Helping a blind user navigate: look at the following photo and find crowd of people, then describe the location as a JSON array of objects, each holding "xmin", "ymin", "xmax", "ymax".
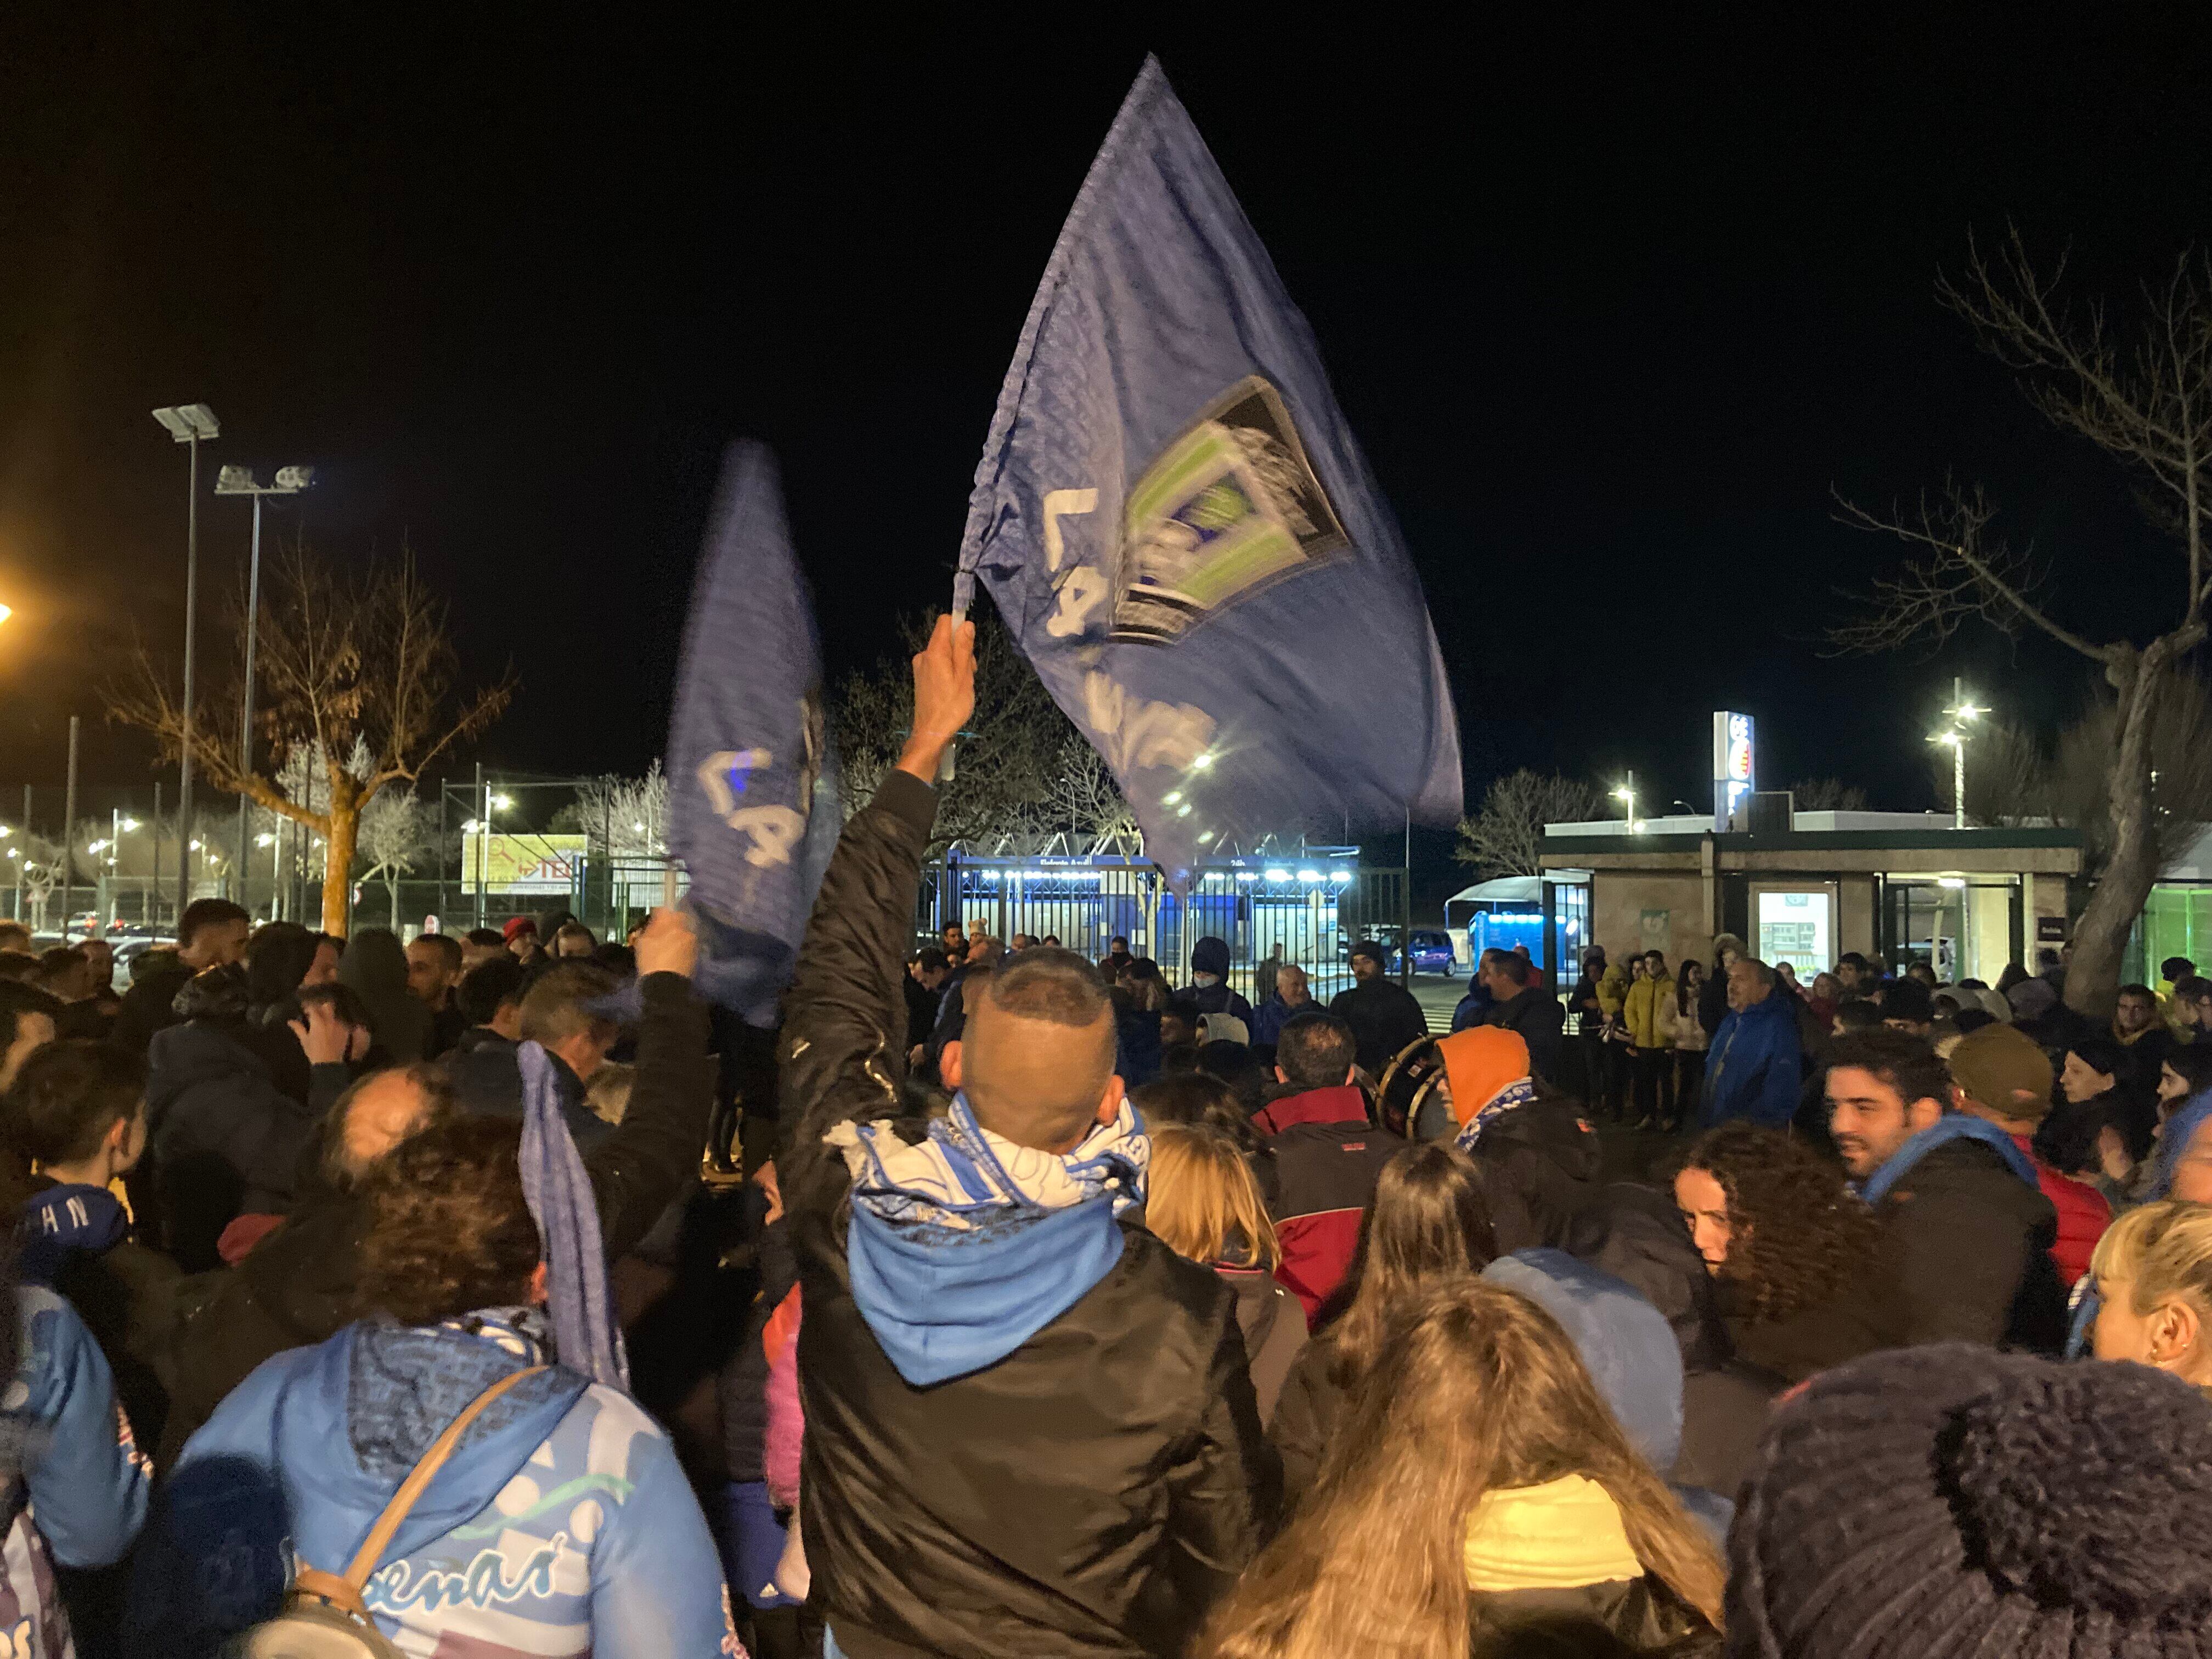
[{"xmin": 5, "ymin": 615, "xmax": 2212, "ymax": 1657}]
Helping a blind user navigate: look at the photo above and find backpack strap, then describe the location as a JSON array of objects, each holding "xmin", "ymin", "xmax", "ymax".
[{"xmin": 293, "ymin": 1364, "xmax": 551, "ymax": 1618}]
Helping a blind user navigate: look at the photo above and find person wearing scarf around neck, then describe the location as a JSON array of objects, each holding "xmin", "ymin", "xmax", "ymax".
[
  {"xmin": 777, "ymin": 617, "xmax": 1277, "ymax": 1659},
  {"xmin": 1434, "ymin": 1025, "xmax": 1603, "ymax": 1253}
]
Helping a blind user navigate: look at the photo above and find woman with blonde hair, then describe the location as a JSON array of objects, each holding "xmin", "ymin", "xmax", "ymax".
[
  {"xmin": 1197, "ymin": 1279, "xmax": 1724, "ymax": 1658},
  {"xmin": 1147, "ymin": 1124, "xmax": 1307, "ymax": 1423},
  {"xmin": 2090, "ymin": 1198, "xmax": 2212, "ymax": 1392},
  {"xmin": 1268, "ymin": 1142, "xmax": 1497, "ymax": 1504}
]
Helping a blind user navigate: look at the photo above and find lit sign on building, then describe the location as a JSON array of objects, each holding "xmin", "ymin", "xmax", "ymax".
[{"xmin": 1713, "ymin": 712, "xmax": 1754, "ymax": 831}]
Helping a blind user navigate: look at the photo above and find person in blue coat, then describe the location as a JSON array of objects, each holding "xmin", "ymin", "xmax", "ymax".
[
  {"xmin": 129, "ymin": 1113, "xmax": 740, "ymax": 1659},
  {"xmin": 2, "ymin": 1279, "xmax": 154, "ymax": 1652},
  {"xmin": 1700, "ymin": 957, "xmax": 1802, "ymax": 1128}
]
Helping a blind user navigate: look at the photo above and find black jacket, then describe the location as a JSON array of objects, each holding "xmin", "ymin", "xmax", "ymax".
[
  {"xmin": 154, "ymin": 970, "xmax": 713, "ymax": 1464},
  {"xmin": 1875, "ymin": 1136, "xmax": 2065, "ymax": 1352},
  {"xmin": 1327, "ymin": 976, "xmax": 1430, "ymax": 1075},
  {"xmin": 142, "ymin": 1019, "xmax": 353, "ymax": 1271},
  {"xmin": 1723, "ymin": 1277, "xmax": 1904, "ymax": 1386},
  {"xmin": 1483, "ymin": 985, "xmax": 1566, "ymax": 1085},
  {"xmin": 781, "ymin": 770, "xmax": 1278, "ymax": 1659},
  {"xmin": 1468, "ymin": 1581, "xmax": 1721, "ymax": 1657},
  {"xmin": 443, "ymin": 1034, "xmax": 612, "ymax": 1152},
  {"xmin": 1468, "ymin": 1097, "xmax": 1604, "ymax": 1254},
  {"xmin": 1696, "ymin": 961, "xmax": 1730, "ymax": 1038},
  {"xmin": 114, "ymin": 953, "xmax": 193, "ymax": 1056}
]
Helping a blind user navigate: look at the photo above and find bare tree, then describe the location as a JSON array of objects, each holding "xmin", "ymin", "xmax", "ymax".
[
  {"xmin": 356, "ymin": 786, "xmax": 440, "ymax": 929},
  {"xmin": 1787, "ymin": 777, "xmax": 1870, "ymax": 813},
  {"xmin": 831, "ymin": 611, "xmax": 1076, "ymax": 856},
  {"xmin": 1455, "ymin": 770, "xmax": 1605, "ymax": 878},
  {"xmin": 1019, "ymin": 736, "xmax": 1140, "ymax": 853},
  {"xmin": 566, "ymin": 761, "xmax": 672, "ymax": 860},
  {"xmin": 1829, "ymin": 230, "xmax": 2212, "ymax": 1013},
  {"xmin": 107, "ymin": 541, "xmax": 514, "ymax": 934}
]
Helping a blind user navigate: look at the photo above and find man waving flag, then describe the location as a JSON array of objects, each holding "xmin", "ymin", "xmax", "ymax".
[
  {"xmin": 667, "ymin": 440, "xmax": 840, "ymax": 1025},
  {"xmin": 953, "ymin": 55, "xmax": 1460, "ymax": 878}
]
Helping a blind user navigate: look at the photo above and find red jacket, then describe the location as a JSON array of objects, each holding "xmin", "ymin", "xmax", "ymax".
[
  {"xmin": 1252, "ymin": 1086, "xmax": 1403, "ymax": 1325},
  {"xmin": 2010, "ymin": 1130, "xmax": 2110, "ymax": 1285}
]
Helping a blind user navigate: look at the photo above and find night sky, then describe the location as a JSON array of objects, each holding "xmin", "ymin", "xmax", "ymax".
[{"xmin": 4, "ymin": 13, "xmax": 2210, "ymax": 886}]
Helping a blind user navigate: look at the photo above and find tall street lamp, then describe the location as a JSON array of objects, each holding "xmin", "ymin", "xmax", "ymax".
[
  {"xmin": 1927, "ymin": 677, "xmax": 1984, "ymax": 831},
  {"xmin": 216, "ymin": 462, "xmax": 314, "ymax": 895},
  {"xmin": 153, "ymin": 403, "xmax": 220, "ymax": 913},
  {"xmin": 1613, "ymin": 771, "xmax": 1641, "ymax": 833}
]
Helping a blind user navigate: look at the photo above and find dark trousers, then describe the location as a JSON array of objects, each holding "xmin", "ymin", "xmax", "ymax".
[
  {"xmin": 1673, "ymin": 1050, "xmax": 1707, "ymax": 1126},
  {"xmin": 1633, "ymin": 1049, "xmax": 1672, "ymax": 1124}
]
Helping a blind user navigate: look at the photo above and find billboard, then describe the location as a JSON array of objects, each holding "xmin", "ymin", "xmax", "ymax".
[
  {"xmin": 1712, "ymin": 711, "xmax": 1754, "ymax": 830},
  {"xmin": 461, "ymin": 833, "xmax": 588, "ymax": 895}
]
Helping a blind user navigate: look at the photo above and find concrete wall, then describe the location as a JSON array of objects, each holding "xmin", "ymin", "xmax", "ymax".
[
  {"xmin": 1839, "ymin": 874, "xmax": 1877, "ymax": 959},
  {"xmin": 1593, "ymin": 870, "xmax": 1714, "ymax": 968}
]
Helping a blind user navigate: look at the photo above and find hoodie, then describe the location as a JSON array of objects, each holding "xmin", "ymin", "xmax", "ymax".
[{"xmin": 137, "ymin": 1311, "xmax": 737, "ymax": 1657}]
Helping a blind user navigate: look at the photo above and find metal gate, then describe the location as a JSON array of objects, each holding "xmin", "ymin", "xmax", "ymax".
[{"xmin": 921, "ymin": 853, "xmax": 1410, "ymax": 1000}]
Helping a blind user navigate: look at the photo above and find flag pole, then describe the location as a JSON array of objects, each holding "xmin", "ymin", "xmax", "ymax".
[{"xmin": 938, "ymin": 605, "xmax": 966, "ymax": 783}]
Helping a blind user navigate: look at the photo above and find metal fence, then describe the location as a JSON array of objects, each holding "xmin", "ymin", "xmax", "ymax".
[{"xmin": 921, "ymin": 851, "xmax": 1413, "ymax": 997}]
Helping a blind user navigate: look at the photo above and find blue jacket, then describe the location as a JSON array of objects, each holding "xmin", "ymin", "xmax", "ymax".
[
  {"xmin": 1248, "ymin": 993, "xmax": 1310, "ymax": 1049},
  {"xmin": 1700, "ymin": 992, "xmax": 1802, "ymax": 1127},
  {"xmin": 1, "ymin": 1288, "xmax": 153, "ymax": 1650},
  {"xmin": 135, "ymin": 1312, "xmax": 736, "ymax": 1658}
]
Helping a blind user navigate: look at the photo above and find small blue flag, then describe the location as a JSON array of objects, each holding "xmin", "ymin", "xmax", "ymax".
[
  {"xmin": 667, "ymin": 441, "xmax": 840, "ymax": 1025},
  {"xmin": 953, "ymin": 57, "xmax": 1461, "ymax": 879}
]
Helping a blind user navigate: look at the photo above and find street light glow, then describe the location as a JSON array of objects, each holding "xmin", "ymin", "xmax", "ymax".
[{"xmin": 491, "ymin": 794, "xmax": 514, "ymax": 811}]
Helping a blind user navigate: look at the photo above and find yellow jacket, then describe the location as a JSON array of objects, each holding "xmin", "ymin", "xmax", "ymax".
[
  {"xmin": 1597, "ymin": 964, "xmax": 1630, "ymax": 1021},
  {"xmin": 1624, "ymin": 975, "xmax": 1675, "ymax": 1049}
]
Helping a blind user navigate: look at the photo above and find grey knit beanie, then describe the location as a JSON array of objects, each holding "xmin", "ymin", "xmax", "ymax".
[{"xmin": 1728, "ymin": 1344, "xmax": 2212, "ymax": 1656}]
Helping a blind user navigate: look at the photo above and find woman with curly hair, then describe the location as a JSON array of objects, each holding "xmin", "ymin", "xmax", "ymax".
[{"xmin": 1673, "ymin": 1121, "xmax": 1902, "ymax": 1383}]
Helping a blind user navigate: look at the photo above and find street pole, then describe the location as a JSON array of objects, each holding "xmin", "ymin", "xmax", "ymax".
[
  {"xmin": 61, "ymin": 716, "xmax": 79, "ymax": 933},
  {"xmin": 179, "ymin": 431, "xmax": 200, "ymax": 911},
  {"xmin": 15, "ymin": 785, "xmax": 27, "ymax": 924},
  {"xmin": 1952, "ymin": 676, "xmax": 1967, "ymax": 831},
  {"xmin": 236, "ymin": 489, "xmax": 263, "ymax": 905},
  {"xmin": 473, "ymin": 761, "xmax": 486, "ymax": 929},
  {"xmin": 151, "ymin": 781, "xmax": 162, "ymax": 928}
]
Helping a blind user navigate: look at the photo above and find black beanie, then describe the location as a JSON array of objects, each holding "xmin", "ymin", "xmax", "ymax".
[
  {"xmin": 1191, "ymin": 935, "xmax": 1231, "ymax": 978},
  {"xmin": 1728, "ymin": 1344, "xmax": 2212, "ymax": 1657}
]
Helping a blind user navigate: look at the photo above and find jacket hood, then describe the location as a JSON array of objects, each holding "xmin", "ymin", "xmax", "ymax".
[
  {"xmin": 174, "ymin": 962, "xmax": 253, "ymax": 1022},
  {"xmin": 1484, "ymin": 1249, "xmax": 1683, "ymax": 1470},
  {"xmin": 145, "ymin": 1018, "xmax": 269, "ymax": 1116},
  {"xmin": 1858, "ymin": 1113, "xmax": 2040, "ymax": 1207},
  {"xmin": 846, "ymin": 1200, "xmax": 1128, "ymax": 1386},
  {"xmin": 269, "ymin": 1318, "xmax": 588, "ymax": 1565},
  {"xmin": 18, "ymin": 1181, "xmax": 128, "ymax": 1283}
]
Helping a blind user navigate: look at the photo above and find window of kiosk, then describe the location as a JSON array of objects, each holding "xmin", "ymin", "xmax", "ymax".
[
  {"xmin": 1753, "ymin": 887, "xmax": 1836, "ymax": 978},
  {"xmin": 1886, "ymin": 877, "xmax": 2018, "ymax": 985}
]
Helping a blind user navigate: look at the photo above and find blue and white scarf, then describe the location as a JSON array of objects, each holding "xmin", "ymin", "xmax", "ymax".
[
  {"xmin": 518, "ymin": 1041, "xmax": 628, "ymax": 1390},
  {"xmin": 1454, "ymin": 1076, "xmax": 1538, "ymax": 1153},
  {"xmin": 826, "ymin": 1094, "xmax": 1149, "ymax": 1384}
]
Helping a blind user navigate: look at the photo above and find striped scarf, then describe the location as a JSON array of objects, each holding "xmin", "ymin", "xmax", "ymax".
[{"xmin": 1453, "ymin": 1076, "xmax": 1538, "ymax": 1152}]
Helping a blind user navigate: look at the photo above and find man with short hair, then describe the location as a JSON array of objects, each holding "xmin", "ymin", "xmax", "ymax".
[
  {"xmin": 1826, "ymin": 1027, "xmax": 2062, "ymax": 1350},
  {"xmin": 1481, "ymin": 945, "xmax": 1567, "ymax": 1087},
  {"xmin": 451, "ymin": 955, "xmax": 527, "ymax": 1053},
  {"xmin": 459, "ymin": 927, "xmax": 507, "ymax": 971},
  {"xmin": 1249, "ymin": 1012, "xmax": 1402, "ymax": 1322},
  {"xmin": 906, "ymin": 945, "xmax": 952, "ymax": 1049},
  {"xmin": 2175, "ymin": 975, "xmax": 2212, "ymax": 1042},
  {"xmin": 159, "ymin": 907, "xmax": 711, "ymax": 1463},
  {"xmin": 1701, "ymin": 955, "xmax": 1802, "ymax": 1127},
  {"xmin": 780, "ymin": 616, "xmax": 1275, "ymax": 1657},
  {"xmin": 553, "ymin": 921, "xmax": 597, "ymax": 959},
  {"xmin": 1249, "ymin": 962, "xmax": 1313, "ymax": 1048},
  {"xmin": 1620, "ymin": 948, "xmax": 1675, "ymax": 1126},
  {"xmin": 1099, "ymin": 934, "xmax": 1133, "ymax": 980},
  {"xmin": 1834, "ymin": 951, "xmax": 1872, "ymax": 998},
  {"xmin": 2112, "ymin": 981, "xmax": 2175, "ymax": 1098},
  {"xmin": 115, "ymin": 897, "xmax": 251, "ymax": 1054},
  {"xmin": 0, "ymin": 921, "xmax": 30, "ymax": 955},
  {"xmin": 447, "ymin": 959, "xmax": 621, "ymax": 1147},
  {"xmin": 403, "ymin": 932, "xmax": 466, "ymax": 1058},
  {"xmin": 1327, "ymin": 939, "xmax": 1429, "ymax": 1075},
  {"xmin": 1950, "ymin": 1022, "xmax": 2111, "ymax": 1284}
]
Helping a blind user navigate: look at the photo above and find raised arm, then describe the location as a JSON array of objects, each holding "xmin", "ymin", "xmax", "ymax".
[{"xmin": 780, "ymin": 616, "xmax": 974, "ymax": 1222}]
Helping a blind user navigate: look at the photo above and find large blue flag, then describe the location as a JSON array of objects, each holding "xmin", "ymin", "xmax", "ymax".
[
  {"xmin": 953, "ymin": 56, "xmax": 1461, "ymax": 880},
  {"xmin": 667, "ymin": 441, "xmax": 840, "ymax": 1025}
]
